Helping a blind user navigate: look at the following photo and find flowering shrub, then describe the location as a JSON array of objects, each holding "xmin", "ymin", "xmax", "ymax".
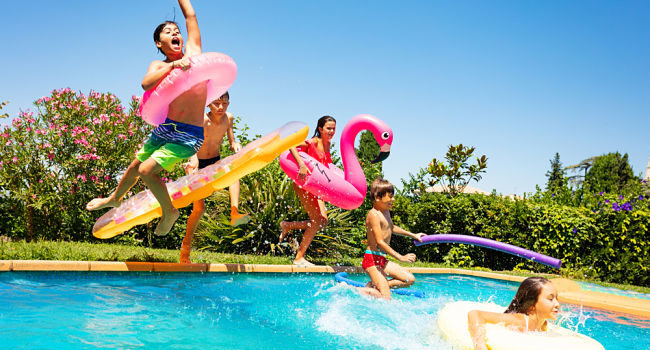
[{"xmin": 0, "ymin": 89, "xmax": 150, "ymax": 241}]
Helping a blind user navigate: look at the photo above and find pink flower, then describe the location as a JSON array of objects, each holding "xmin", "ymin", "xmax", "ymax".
[
  {"xmin": 39, "ymin": 179, "xmax": 43, "ymax": 183},
  {"xmin": 104, "ymin": 175, "xmax": 111, "ymax": 180},
  {"xmin": 12, "ymin": 157, "xmax": 18, "ymax": 163},
  {"xmin": 32, "ymin": 194, "xmax": 36, "ymax": 199},
  {"xmin": 47, "ymin": 153, "xmax": 55, "ymax": 160}
]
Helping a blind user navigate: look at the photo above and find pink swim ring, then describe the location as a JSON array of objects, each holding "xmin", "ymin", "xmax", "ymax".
[{"xmin": 139, "ymin": 52, "xmax": 237, "ymax": 126}]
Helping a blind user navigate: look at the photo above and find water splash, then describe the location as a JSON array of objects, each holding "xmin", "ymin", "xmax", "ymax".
[{"xmin": 315, "ymin": 283, "xmax": 451, "ymax": 350}]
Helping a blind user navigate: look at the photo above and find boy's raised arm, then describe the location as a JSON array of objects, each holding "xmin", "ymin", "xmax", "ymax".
[{"xmin": 178, "ymin": 0, "xmax": 201, "ymax": 55}]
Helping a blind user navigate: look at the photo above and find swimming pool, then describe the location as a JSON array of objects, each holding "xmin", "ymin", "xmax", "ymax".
[{"xmin": 0, "ymin": 272, "xmax": 647, "ymax": 349}]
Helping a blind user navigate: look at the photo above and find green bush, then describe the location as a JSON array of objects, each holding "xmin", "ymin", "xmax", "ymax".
[
  {"xmin": 391, "ymin": 192, "xmax": 650, "ymax": 286},
  {"xmin": 195, "ymin": 159, "xmax": 362, "ymax": 262}
]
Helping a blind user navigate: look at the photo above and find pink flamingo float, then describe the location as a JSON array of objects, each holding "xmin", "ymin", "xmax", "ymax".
[{"xmin": 279, "ymin": 114, "xmax": 393, "ymax": 210}]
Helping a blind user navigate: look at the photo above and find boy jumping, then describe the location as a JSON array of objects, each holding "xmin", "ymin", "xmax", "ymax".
[
  {"xmin": 180, "ymin": 92, "xmax": 251, "ymax": 263},
  {"xmin": 87, "ymin": 0, "xmax": 206, "ymax": 236},
  {"xmin": 358, "ymin": 178, "xmax": 426, "ymax": 299}
]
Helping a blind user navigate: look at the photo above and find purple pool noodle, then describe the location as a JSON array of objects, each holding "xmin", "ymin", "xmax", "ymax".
[{"xmin": 414, "ymin": 234, "xmax": 561, "ymax": 269}]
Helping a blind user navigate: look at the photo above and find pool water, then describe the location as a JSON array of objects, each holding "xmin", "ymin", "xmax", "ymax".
[{"xmin": 0, "ymin": 272, "xmax": 647, "ymax": 349}]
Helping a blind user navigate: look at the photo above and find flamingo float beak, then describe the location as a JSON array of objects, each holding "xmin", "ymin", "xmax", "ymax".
[{"xmin": 371, "ymin": 143, "xmax": 391, "ymax": 164}]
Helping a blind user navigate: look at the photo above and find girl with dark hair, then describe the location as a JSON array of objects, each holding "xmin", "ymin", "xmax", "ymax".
[
  {"xmin": 468, "ymin": 277, "xmax": 560, "ymax": 350},
  {"xmin": 279, "ymin": 116, "xmax": 336, "ymax": 267}
]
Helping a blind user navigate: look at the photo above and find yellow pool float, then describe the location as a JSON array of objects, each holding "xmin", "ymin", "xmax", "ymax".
[
  {"xmin": 92, "ymin": 121, "xmax": 309, "ymax": 239},
  {"xmin": 437, "ymin": 301, "xmax": 604, "ymax": 350}
]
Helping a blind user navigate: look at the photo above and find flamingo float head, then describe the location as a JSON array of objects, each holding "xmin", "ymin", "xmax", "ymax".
[{"xmin": 349, "ymin": 114, "xmax": 393, "ymax": 164}]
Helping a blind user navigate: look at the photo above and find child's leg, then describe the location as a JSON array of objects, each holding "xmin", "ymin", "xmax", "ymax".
[
  {"xmin": 138, "ymin": 158, "xmax": 179, "ymax": 236},
  {"xmin": 384, "ymin": 261, "xmax": 416, "ymax": 288},
  {"xmin": 278, "ymin": 183, "xmax": 316, "ymax": 242},
  {"xmin": 279, "ymin": 220, "xmax": 310, "ymax": 242},
  {"xmin": 364, "ymin": 266, "xmax": 391, "ymax": 299},
  {"xmin": 229, "ymin": 180, "xmax": 250, "ymax": 226},
  {"xmin": 86, "ymin": 158, "xmax": 142, "ymax": 210},
  {"xmin": 229, "ymin": 180, "xmax": 240, "ymax": 209},
  {"xmin": 180, "ymin": 198, "xmax": 205, "ymax": 263},
  {"xmin": 293, "ymin": 187, "xmax": 327, "ymax": 265}
]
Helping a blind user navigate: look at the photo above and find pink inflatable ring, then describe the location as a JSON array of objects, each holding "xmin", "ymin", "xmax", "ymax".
[{"xmin": 139, "ymin": 52, "xmax": 237, "ymax": 126}]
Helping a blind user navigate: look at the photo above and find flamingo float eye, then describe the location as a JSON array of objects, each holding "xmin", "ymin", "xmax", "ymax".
[{"xmin": 381, "ymin": 131, "xmax": 390, "ymax": 140}]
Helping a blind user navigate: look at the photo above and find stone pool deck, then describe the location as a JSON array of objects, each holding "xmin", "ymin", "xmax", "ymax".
[{"xmin": 1, "ymin": 260, "xmax": 648, "ymax": 319}]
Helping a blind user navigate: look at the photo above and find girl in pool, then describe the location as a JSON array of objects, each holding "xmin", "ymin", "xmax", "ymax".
[
  {"xmin": 468, "ymin": 277, "xmax": 560, "ymax": 350},
  {"xmin": 279, "ymin": 116, "xmax": 336, "ymax": 267}
]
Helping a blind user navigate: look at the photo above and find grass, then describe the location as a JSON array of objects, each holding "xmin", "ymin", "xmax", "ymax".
[{"xmin": 1, "ymin": 240, "xmax": 649, "ymax": 294}]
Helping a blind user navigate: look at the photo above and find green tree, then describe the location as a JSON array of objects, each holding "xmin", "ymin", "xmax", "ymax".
[
  {"xmin": 355, "ymin": 130, "xmax": 382, "ymax": 182},
  {"xmin": 566, "ymin": 156, "xmax": 596, "ymax": 188},
  {"xmin": 545, "ymin": 152, "xmax": 568, "ymax": 192},
  {"xmin": 427, "ymin": 144, "xmax": 488, "ymax": 197},
  {"xmin": 584, "ymin": 152, "xmax": 638, "ymax": 194}
]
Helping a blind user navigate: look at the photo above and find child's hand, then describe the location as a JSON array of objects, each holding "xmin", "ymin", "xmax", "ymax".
[
  {"xmin": 182, "ymin": 161, "xmax": 197, "ymax": 174},
  {"xmin": 174, "ymin": 57, "xmax": 191, "ymax": 71},
  {"xmin": 413, "ymin": 233, "xmax": 426, "ymax": 242},
  {"xmin": 231, "ymin": 142, "xmax": 242, "ymax": 153},
  {"xmin": 400, "ymin": 253, "xmax": 416, "ymax": 263},
  {"xmin": 298, "ymin": 163, "xmax": 311, "ymax": 181}
]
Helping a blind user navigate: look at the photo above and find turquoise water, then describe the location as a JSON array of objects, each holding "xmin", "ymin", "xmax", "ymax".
[{"xmin": 0, "ymin": 272, "xmax": 648, "ymax": 349}]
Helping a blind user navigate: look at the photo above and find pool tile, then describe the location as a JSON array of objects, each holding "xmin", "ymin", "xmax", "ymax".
[
  {"xmin": 153, "ymin": 263, "xmax": 207, "ymax": 272},
  {"xmin": 251, "ymin": 264, "xmax": 293, "ymax": 273},
  {"xmin": 0, "ymin": 260, "xmax": 12, "ymax": 271},
  {"xmin": 123, "ymin": 262, "xmax": 154, "ymax": 272},
  {"xmin": 90, "ymin": 261, "xmax": 131, "ymax": 271},
  {"xmin": 12, "ymin": 260, "xmax": 89, "ymax": 271}
]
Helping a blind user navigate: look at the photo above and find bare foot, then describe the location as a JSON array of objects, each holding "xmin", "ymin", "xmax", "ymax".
[
  {"xmin": 86, "ymin": 197, "xmax": 119, "ymax": 211},
  {"xmin": 230, "ymin": 207, "xmax": 251, "ymax": 227},
  {"xmin": 293, "ymin": 258, "xmax": 315, "ymax": 267},
  {"xmin": 154, "ymin": 208, "xmax": 180, "ymax": 236},
  {"xmin": 279, "ymin": 221, "xmax": 290, "ymax": 243}
]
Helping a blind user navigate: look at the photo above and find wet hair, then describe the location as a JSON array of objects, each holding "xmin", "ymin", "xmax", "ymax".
[
  {"xmin": 370, "ymin": 177, "xmax": 395, "ymax": 201},
  {"xmin": 153, "ymin": 21, "xmax": 179, "ymax": 54},
  {"xmin": 313, "ymin": 115, "xmax": 336, "ymax": 138},
  {"xmin": 212, "ymin": 91, "xmax": 229, "ymax": 103},
  {"xmin": 505, "ymin": 277, "xmax": 551, "ymax": 314}
]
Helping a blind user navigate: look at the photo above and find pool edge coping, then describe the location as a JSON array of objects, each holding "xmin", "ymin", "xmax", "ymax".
[{"xmin": 1, "ymin": 259, "xmax": 648, "ymax": 319}]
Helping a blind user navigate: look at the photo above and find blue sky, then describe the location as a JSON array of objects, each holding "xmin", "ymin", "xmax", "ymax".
[{"xmin": 3, "ymin": 0, "xmax": 649, "ymax": 194}]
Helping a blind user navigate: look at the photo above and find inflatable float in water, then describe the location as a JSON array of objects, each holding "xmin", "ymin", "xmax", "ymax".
[
  {"xmin": 437, "ymin": 301, "xmax": 604, "ymax": 350},
  {"xmin": 92, "ymin": 122, "xmax": 308, "ymax": 239},
  {"xmin": 139, "ymin": 52, "xmax": 237, "ymax": 126},
  {"xmin": 334, "ymin": 272, "xmax": 425, "ymax": 298}
]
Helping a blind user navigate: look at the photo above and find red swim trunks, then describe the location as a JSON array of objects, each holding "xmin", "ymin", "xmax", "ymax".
[{"xmin": 362, "ymin": 250, "xmax": 388, "ymax": 270}]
